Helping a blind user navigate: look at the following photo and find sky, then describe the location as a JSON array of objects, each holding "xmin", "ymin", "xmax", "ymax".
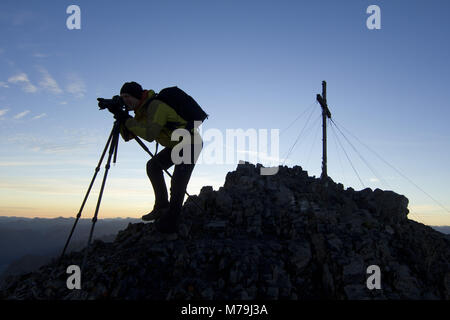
[{"xmin": 0, "ymin": 0, "xmax": 449, "ymax": 225}]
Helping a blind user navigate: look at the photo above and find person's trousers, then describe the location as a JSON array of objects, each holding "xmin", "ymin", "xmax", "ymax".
[{"xmin": 146, "ymin": 142, "xmax": 203, "ymax": 215}]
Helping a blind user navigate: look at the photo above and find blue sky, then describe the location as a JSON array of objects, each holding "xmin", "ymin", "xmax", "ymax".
[{"xmin": 0, "ymin": 0, "xmax": 449, "ymax": 225}]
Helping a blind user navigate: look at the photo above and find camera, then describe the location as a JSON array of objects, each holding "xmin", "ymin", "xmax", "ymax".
[{"xmin": 97, "ymin": 95, "xmax": 125, "ymax": 114}]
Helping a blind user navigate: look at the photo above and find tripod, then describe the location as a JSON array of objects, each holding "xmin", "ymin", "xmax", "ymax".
[{"xmin": 60, "ymin": 119, "xmax": 201, "ymax": 270}]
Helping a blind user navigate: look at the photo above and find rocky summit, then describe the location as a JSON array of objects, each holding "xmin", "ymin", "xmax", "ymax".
[{"xmin": 1, "ymin": 162, "xmax": 449, "ymax": 300}]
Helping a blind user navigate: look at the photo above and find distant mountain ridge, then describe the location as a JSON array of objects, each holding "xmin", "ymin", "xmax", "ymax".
[
  {"xmin": 432, "ymin": 226, "xmax": 450, "ymax": 235},
  {"xmin": 0, "ymin": 217, "xmax": 140, "ymax": 281}
]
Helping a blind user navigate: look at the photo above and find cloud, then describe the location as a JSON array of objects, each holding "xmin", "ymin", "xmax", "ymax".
[
  {"xmin": 32, "ymin": 113, "xmax": 47, "ymax": 120},
  {"xmin": 408, "ymin": 205, "xmax": 446, "ymax": 214},
  {"xmin": 5, "ymin": 130, "xmax": 103, "ymax": 154},
  {"xmin": 0, "ymin": 108, "xmax": 9, "ymax": 117},
  {"xmin": 0, "ymin": 177, "xmax": 85, "ymax": 196},
  {"xmin": 33, "ymin": 53, "xmax": 49, "ymax": 58},
  {"xmin": 236, "ymin": 149, "xmax": 284, "ymax": 164},
  {"xmin": 66, "ymin": 74, "xmax": 86, "ymax": 98},
  {"xmin": 8, "ymin": 73, "xmax": 38, "ymax": 93},
  {"xmin": 13, "ymin": 110, "xmax": 31, "ymax": 119},
  {"xmin": 11, "ymin": 11, "xmax": 34, "ymax": 26},
  {"xmin": 0, "ymin": 161, "xmax": 56, "ymax": 167},
  {"xmin": 0, "ymin": 81, "xmax": 9, "ymax": 88},
  {"xmin": 37, "ymin": 67, "xmax": 62, "ymax": 94},
  {"xmin": 0, "ymin": 159, "xmax": 94, "ymax": 167}
]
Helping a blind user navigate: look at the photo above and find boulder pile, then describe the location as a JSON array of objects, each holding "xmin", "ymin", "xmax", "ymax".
[{"xmin": 1, "ymin": 162, "xmax": 449, "ymax": 300}]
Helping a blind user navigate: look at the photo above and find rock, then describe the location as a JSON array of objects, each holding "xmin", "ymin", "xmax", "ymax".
[
  {"xmin": 240, "ymin": 289, "xmax": 250, "ymax": 300},
  {"xmin": 392, "ymin": 264, "xmax": 421, "ymax": 299},
  {"xmin": 201, "ymin": 287, "xmax": 214, "ymax": 300},
  {"xmin": 327, "ymin": 235, "xmax": 343, "ymax": 252},
  {"xmin": 205, "ymin": 220, "xmax": 227, "ymax": 230},
  {"xmin": 215, "ymin": 190, "xmax": 233, "ymax": 212},
  {"xmin": 288, "ymin": 243, "xmax": 311, "ymax": 272},
  {"xmin": 444, "ymin": 272, "xmax": 450, "ymax": 299},
  {"xmin": 342, "ymin": 257, "xmax": 365, "ymax": 284},
  {"xmin": 322, "ymin": 263, "xmax": 335, "ymax": 297},
  {"xmin": 344, "ymin": 284, "xmax": 369, "ymax": 300},
  {"xmin": 267, "ymin": 287, "xmax": 279, "ymax": 299},
  {"xmin": 274, "ymin": 186, "xmax": 295, "ymax": 206},
  {"xmin": 385, "ymin": 225, "xmax": 395, "ymax": 235}
]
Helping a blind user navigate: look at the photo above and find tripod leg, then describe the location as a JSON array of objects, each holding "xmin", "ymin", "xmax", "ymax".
[
  {"xmin": 81, "ymin": 121, "xmax": 121, "ymax": 271},
  {"xmin": 60, "ymin": 124, "xmax": 116, "ymax": 261},
  {"xmin": 113, "ymin": 131, "xmax": 119, "ymax": 164}
]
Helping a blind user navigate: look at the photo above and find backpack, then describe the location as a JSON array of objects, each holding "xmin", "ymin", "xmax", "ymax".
[{"xmin": 145, "ymin": 86, "xmax": 208, "ymax": 131}]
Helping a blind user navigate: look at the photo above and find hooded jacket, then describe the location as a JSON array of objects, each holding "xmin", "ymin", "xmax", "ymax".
[{"xmin": 121, "ymin": 90, "xmax": 198, "ymax": 148}]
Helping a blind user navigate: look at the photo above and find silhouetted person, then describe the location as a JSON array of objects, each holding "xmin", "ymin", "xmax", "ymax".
[{"xmin": 118, "ymin": 82, "xmax": 203, "ymax": 233}]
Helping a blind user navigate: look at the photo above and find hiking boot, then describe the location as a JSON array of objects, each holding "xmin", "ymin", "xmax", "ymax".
[{"xmin": 141, "ymin": 203, "xmax": 169, "ymax": 222}]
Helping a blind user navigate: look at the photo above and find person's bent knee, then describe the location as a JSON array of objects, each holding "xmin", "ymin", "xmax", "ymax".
[{"xmin": 146, "ymin": 158, "xmax": 162, "ymax": 176}]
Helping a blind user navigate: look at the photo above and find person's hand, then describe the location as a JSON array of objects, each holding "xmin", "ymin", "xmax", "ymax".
[{"xmin": 114, "ymin": 109, "xmax": 131, "ymax": 122}]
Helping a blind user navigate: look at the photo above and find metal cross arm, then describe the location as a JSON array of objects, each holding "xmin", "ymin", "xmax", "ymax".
[{"xmin": 316, "ymin": 94, "xmax": 332, "ymax": 119}]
